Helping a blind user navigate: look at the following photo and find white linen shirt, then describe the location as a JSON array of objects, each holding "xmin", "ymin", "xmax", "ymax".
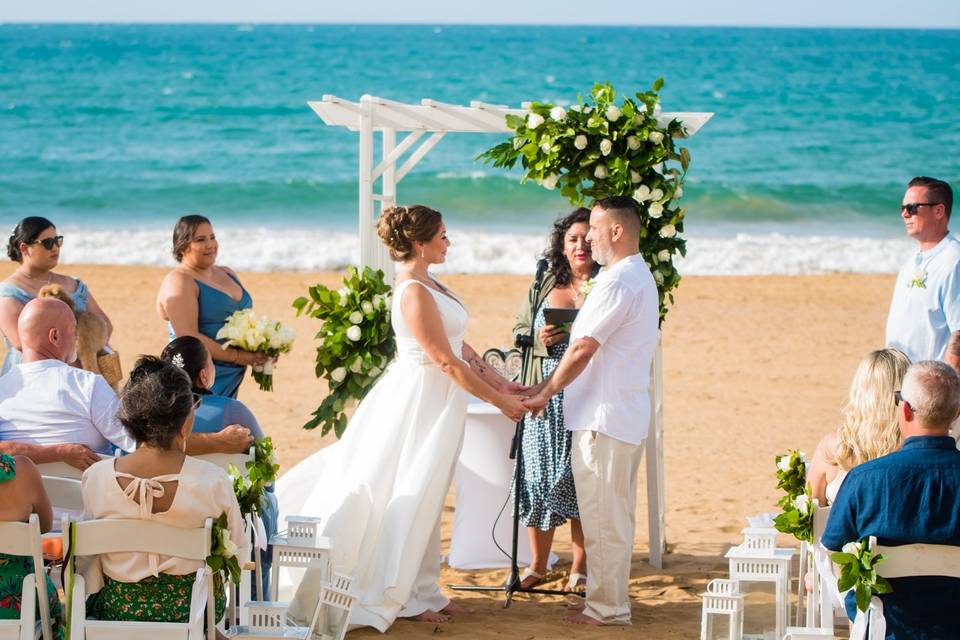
[
  {"xmin": 564, "ymin": 253, "xmax": 659, "ymax": 446},
  {"xmin": 885, "ymin": 234, "xmax": 960, "ymax": 363},
  {"xmin": 0, "ymin": 359, "xmax": 134, "ymax": 453}
]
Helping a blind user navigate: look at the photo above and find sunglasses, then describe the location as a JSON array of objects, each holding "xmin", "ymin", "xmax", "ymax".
[
  {"xmin": 192, "ymin": 392, "xmax": 203, "ymax": 410},
  {"xmin": 901, "ymin": 203, "xmax": 941, "ymax": 216},
  {"xmin": 30, "ymin": 236, "xmax": 64, "ymax": 250},
  {"xmin": 894, "ymin": 390, "xmax": 911, "ymax": 409}
]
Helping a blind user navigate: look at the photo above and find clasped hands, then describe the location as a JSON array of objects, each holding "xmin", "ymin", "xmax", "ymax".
[{"xmin": 497, "ymin": 380, "xmax": 553, "ymax": 422}]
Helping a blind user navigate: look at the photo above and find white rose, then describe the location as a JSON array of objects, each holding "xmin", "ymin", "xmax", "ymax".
[
  {"xmin": 630, "ymin": 169, "xmax": 642, "ymax": 183},
  {"xmin": 604, "ymin": 105, "xmax": 621, "ymax": 122},
  {"xmin": 361, "ymin": 300, "xmax": 374, "ymax": 314},
  {"xmin": 648, "ymin": 202, "xmax": 664, "ymax": 218},
  {"xmin": 674, "ymin": 186, "xmax": 684, "ymax": 199},
  {"xmin": 593, "ymin": 164, "xmax": 608, "ymax": 180},
  {"xmin": 540, "ymin": 141, "xmax": 552, "ymax": 153},
  {"xmin": 512, "ymin": 137, "xmax": 525, "ymax": 150},
  {"xmin": 649, "ymin": 131, "xmax": 664, "ymax": 144},
  {"xmin": 777, "ymin": 455, "xmax": 792, "ymax": 472},
  {"xmin": 350, "ymin": 357, "xmax": 363, "ymax": 373},
  {"xmin": 659, "ymin": 224, "xmax": 676, "ymax": 238},
  {"xmin": 368, "ymin": 366, "xmax": 381, "ymax": 377},
  {"xmin": 549, "ymin": 106, "xmax": 566, "ymax": 121},
  {"xmin": 793, "ymin": 493, "xmax": 810, "ymax": 516},
  {"xmin": 599, "ymin": 138, "xmax": 613, "ymax": 156},
  {"xmin": 650, "ymin": 188, "xmax": 664, "ymax": 202},
  {"xmin": 569, "ymin": 104, "xmax": 581, "ymax": 112},
  {"xmin": 330, "ymin": 367, "xmax": 346, "ymax": 383},
  {"xmin": 842, "ymin": 541, "xmax": 861, "ymax": 556},
  {"xmin": 626, "ymin": 135, "xmax": 641, "ymax": 150},
  {"xmin": 633, "ymin": 185, "xmax": 651, "ymax": 202},
  {"xmin": 526, "ymin": 112, "xmax": 545, "ymax": 129},
  {"xmin": 374, "ymin": 294, "xmax": 387, "ymax": 308},
  {"xmin": 338, "ymin": 287, "xmax": 350, "ymax": 304},
  {"xmin": 658, "ymin": 249, "xmax": 670, "ymax": 262},
  {"xmin": 541, "ymin": 173, "xmax": 559, "ymax": 190},
  {"xmin": 349, "ymin": 311, "xmax": 363, "ymax": 324},
  {"xmin": 223, "ymin": 538, "xmax": 238, "ymax": 559},
  {"xmin": 346, "ymin": 325, "xmax": 362, "ymax": 341},
  {"xmin": 573, "ymin": 134, "xmax": 588, "ymax": 150},
  {"xmin": 653, "ymin": 271, "xmax": 664, "ymax": 285}
]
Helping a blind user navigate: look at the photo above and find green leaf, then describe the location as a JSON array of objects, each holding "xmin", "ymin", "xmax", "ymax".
[
  {"xmin": 652, "ymin": 77, "xmax": 664, "ymax": 92},
  {"xmin": 838, "ymin": 564, "xmax": 857, "ymax": 592},
  {"xmin": 855, "ymin": 584, "xmax": 871, "ymax": 613}
]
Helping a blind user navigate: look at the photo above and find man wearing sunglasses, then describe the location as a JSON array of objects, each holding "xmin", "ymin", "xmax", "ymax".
[{"xmin": 886, "ymin": 176, "xmax": 957, "ymax": 363}]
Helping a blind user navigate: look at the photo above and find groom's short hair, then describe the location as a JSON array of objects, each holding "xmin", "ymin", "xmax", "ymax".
[{"xmin": 594, "ymin": 196, "xmax": 641, "ymax": 235}]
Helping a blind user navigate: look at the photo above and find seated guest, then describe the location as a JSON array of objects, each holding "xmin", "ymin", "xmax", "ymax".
[
  {"xmin": 0, "ymin": 297, "xmax": 134, "ymax": 461},
  {"xmin": 0, "ymin": 216, "xmax": 113, "ymax": 375},
  {"xmin": 807, "ymin": 348, "xmax": 910, "ymax": 505},
  {"xmin": 161, "ymin": 335, "xmax": 276, "ymax": 595},
  {"xmin": 81, "ymin": 356, "xmax": 247, "ymax": 631},
  {"xmin": 0, "ymin": 453, "xmax": 64, "ymax": 637},
  {"xmin": 822, "ymin": 360, "xmax": 960, "ymax": 639},
  {"xmin": 0, "ymin": 299, "xmax": 254, "ymax": 470}
]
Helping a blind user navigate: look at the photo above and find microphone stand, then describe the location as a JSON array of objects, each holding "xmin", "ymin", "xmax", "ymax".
[{"xmin": 448, "ymin": 262, "xmax": 576, "ymax": 607}]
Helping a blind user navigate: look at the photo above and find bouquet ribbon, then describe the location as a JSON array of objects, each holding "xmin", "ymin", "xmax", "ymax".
[
  {"xmin": 246, "ymin": 512, "xmax": 268, "ymax": 551},
  {"xmin": 850, "ymin": 596, "xmax": 885, "ymax": 640}
]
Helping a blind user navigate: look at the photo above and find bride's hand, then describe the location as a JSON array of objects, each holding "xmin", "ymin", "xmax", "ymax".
[
  {"xmin": 500, "ymin": 381, "xmax": 529, "ymax": 395},
  {"xmin": 496, "ymin": 393, "xmax": 528, "ymax": 422}
]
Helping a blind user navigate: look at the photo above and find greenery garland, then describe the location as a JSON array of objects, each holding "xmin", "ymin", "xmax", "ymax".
[
  {"xmin": 294, "ymin": 267, "xmax": 395, "ymax": 437},
  {"xmin": 228, "ymin": 437, "xmax": 280, "ymax": 518},
  {"xmin": 479, "ymin": 79, "xmax": 691, "ymax": 323},
  {"xmin": 773, "ymin": 450, "xmax": 813, "ymax": 543}
]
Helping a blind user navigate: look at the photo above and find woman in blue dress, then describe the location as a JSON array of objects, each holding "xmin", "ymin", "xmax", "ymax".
[
  {"xmin": 160, "ymin": 334, "xmax": 278, "ymax": 597},
  {"xmin": 0, "ymin": 217, "xmax": 113, "ymax": 374},
  {"xmin": 155, "ymin": 215, "xmax": 272, "ymax": 398},
  {"xmin": 512, "ymin": 208, "xmax": 598, "ymax": 592}
]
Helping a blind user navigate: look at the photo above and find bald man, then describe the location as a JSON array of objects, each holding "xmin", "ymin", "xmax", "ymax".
[
  {"xmin": 0, "ymin": 298, "xmax": 255, "ymax": 470},
  {"xmin": 0, "ymin": 297, "xmax": 133, "ymax": 466},
  {"xmin": 525, "ymin": 195, "xmax": 659, "ymax": 626}
]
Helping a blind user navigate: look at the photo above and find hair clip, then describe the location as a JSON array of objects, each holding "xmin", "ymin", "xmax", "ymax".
[{"xmin": 171, "ymin": 353, "xmax": 185, "ymax": 369}]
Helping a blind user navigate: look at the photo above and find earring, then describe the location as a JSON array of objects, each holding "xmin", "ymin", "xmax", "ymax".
[
  {"xmin": 421, "ymin": 248, "xmax": 425, "ymax": 259},
  {"xmin": 179, "ymin": 437, "xmax": 187, "ymax": 454}
]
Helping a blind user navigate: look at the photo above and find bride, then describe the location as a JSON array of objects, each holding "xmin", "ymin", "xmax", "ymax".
[{"xmin": 277, "ymin": 204, "xmax": 528, "ymax": 631}]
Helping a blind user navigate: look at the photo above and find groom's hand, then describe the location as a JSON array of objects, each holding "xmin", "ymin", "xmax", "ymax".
[
  {"xmin": 523, "ymin": 393, "xmax": 549, "ymax": 418},
  {"xmin": 501, "ymin": 381, "xmax": 529, "ymax": 395}
]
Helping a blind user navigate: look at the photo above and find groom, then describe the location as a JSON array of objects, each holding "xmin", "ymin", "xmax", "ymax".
[{"xmin": 524, "ymin": 195, "xmax": 659, "ymax": 626}]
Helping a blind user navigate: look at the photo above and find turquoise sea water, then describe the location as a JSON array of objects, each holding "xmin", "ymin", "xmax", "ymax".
[{"xmin": 0, "ymin": 24, "xmax": 958, "ymax": 272}]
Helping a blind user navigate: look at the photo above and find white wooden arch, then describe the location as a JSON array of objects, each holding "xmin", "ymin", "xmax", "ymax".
[{"xmin": 309, "ymin": 94, "xmax": 713, "ymax": 569}]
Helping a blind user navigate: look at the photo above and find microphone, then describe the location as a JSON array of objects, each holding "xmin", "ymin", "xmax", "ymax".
[{"xmin": 534, "ymin": 258, "xmax": 548, "ymax": 284}]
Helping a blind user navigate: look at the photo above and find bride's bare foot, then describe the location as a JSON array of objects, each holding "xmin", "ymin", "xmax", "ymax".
[
  {"xmin": 440, "ymin": 600, "xmax": 474, "ymax": 615},
  {"xmin": 406, "ymin": 610, "xmax": 451, "ymax": 623}
]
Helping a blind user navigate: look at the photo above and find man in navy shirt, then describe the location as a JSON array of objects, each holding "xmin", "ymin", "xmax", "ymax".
[{"xmin": 822, "ymin": 360, "xmax": 960, "ymax": 639}]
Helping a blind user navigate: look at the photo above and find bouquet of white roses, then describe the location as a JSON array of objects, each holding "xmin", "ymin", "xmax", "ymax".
[{"xmin": 216, "ymin": 308, "xmax": 295, "ymax": 391}]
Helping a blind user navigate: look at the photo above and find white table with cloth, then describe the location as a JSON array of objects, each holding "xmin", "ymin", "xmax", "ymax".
[{"xmin": 448, "ymin": 397, "xmax": 556, "ymax": 569}]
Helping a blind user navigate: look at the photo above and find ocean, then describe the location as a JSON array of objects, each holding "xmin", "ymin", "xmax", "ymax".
[{"xmin": 1, "ymin": 24, "xmax": 958, "ymax": 274}]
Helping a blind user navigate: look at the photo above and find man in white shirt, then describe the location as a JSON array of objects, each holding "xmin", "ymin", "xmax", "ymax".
[
  {"xmin": 886, "ymin": 177, "xmax": 958, "ymax": 363},
  {"xmin": 525, "ymin": 195, "xmax": 659, "ymax": 626},
  {"xmin": 0, "ymin": 298, "xmax": 254, "ymax": 470}
]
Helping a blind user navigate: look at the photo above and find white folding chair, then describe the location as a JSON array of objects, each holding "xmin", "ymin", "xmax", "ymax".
[
  {"xmin": 39, "ymin": 477, "xmax": 84, "ymax": 514},
  {"xmin": 192, "ymin": 447, "xmax": 254, "ymax": 475},
  {"xmin": 63, "ymin": 516, "xmax": 216, "ymax": 640},
  {"xmin": 35, "ymin": 454, "xmax": 114, "ymax": 480},
  {"xmin": 0, "ymin": 514, "xmax": 53, "ymax": 640}
]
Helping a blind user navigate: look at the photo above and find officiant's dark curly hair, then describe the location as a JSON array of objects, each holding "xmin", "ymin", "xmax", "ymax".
[
  {"xmin": 377, "ymin": 205, "xmax": 443, "ymax": 261},
  {"xmin": 543, "ymin": 208, "xmax": 597, "ymax": 286}
]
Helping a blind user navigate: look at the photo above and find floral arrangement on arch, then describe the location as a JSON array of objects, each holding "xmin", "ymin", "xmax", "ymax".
[
  {"xmin": 480, "ymin": 79, "xmax": 691, "ymax": 323},
  {"xmin": 293, "ymin": 266, "xmax": 395, "ymax": 437},
  {"xmin": 773, "ymin": 450, "xmax": 813, "ymax": 543}
]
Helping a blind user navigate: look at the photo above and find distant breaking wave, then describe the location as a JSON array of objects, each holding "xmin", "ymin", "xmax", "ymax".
[{"xmin": 56, "ymin": 226, "xmax": 915, "ymax": 276}]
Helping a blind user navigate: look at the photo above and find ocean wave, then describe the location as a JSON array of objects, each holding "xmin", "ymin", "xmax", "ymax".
[{"xmin": 55, "ymin": 225, "xmax": 915, "ymax": 275}]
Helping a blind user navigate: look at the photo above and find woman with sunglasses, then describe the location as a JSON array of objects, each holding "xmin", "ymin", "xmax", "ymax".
[{"xmin": 0, "ymin": 216, "xmax": 113, "ymax": 374}]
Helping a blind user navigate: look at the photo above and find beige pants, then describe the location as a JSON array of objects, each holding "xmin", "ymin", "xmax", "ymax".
[{"xmin": 572, "ymin": 430, "xmax": 645, "ymax": 625}]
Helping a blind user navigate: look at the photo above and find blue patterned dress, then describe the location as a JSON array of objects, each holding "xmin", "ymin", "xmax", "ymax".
[{"xmin": 517, "ymin": 306, "xmax": 579, "ymax": 530}]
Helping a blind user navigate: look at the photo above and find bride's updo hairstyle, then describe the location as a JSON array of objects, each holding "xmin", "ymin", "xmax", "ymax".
[{"xmin": 376, "ymin": 205, "xmax": 442, "ymax": 261}]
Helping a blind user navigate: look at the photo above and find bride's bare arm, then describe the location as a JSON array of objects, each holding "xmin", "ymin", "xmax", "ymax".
[{"xmin": 401, "ymin": 285, "xmax": 527, "ymax": 421}]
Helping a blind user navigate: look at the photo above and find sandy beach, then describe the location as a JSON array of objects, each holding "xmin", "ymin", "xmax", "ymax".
[{"xmin": 1, "ymin": 264, "xmax": 894, "ymax": 638}]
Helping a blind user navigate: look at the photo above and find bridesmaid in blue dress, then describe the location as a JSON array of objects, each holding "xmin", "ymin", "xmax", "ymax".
[
  {"xmin": 160, "ymin": 335, "xmax": 278, "ymax": 597},
  {"xmin": 0, "ymin": 217, "xmax": 113, "ymax": 374},
  {"xmin": 155, "ymin": 215, "xmax": 271, "ymax": 398}
]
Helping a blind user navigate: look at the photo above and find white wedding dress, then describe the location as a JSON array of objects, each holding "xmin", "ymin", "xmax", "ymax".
[{"xmin": 277, "ymin": 278, "xmax": 469, "ymax": 632}]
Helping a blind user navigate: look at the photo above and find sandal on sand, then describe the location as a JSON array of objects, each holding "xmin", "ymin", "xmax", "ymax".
[
  {"xmin": 519, "ymin": 567, "xmax": 545, "ymax": 588},
  {"xmin": 566, "ymin": 572, "xmax": 587, "ymax": 593}
]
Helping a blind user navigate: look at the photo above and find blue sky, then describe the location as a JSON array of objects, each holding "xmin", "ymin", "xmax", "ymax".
[{"xmin": 3, "ymin": 0, "xmax": 959, "ymax": 28}]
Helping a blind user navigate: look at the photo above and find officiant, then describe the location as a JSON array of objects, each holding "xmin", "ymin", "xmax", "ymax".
[{"xmin": 511, "ymin": 207, "xmax": 598, "ymax": 592}]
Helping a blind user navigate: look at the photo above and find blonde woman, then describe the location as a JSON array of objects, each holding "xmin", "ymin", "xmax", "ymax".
[{"xmin": 808, "ymin": 348, "xmax": 911, "ymax": 505}]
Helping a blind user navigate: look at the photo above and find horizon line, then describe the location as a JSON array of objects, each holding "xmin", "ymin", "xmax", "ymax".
[{"xmin": 2, "ymin": 21, "xmax": 959, "ymax": 30}]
